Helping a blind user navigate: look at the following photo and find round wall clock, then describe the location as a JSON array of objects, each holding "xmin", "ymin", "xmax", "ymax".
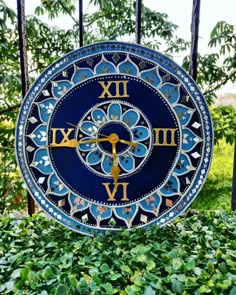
[{"xmin": 16, "ymin": 41, "xmax": 213, "ymax": 235}]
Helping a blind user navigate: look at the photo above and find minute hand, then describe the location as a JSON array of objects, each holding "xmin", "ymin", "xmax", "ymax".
[{"xmin": 119, "ymin": 139, "xmax": 137, "ymax": 147}]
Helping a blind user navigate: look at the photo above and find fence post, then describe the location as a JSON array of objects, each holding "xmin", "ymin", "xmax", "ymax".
[
  {"xmin": 79, "ymin": 0, "xmax": 83, "ymax": 47},
  {"xmin": 16, "ymin": 0, "xmax": 35, "ymax": 215},
  {"xmin": 135, "ymin": 0, "xmax": 142, "ymax": 44},
  {"xmin": 189, "ymin": 0, "xmax": 201, "ymax": 81}
]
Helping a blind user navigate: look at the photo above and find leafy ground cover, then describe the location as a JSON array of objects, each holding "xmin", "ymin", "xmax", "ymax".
[
  {"xmin": 193, "ymin": 140, "xmax": 234, "ymax": 211},
  {"xmin": 0, "ymin": 211, "xmax": 236, "ymax": 294}
]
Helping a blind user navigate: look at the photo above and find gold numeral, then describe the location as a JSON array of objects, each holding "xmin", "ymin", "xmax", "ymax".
[
  {"xmin": 98, "ymin": 80, "xmax": 129, "ymax": 99},
  {"xmin": 102, "ymin": 182, "xmax": 129, "ymax": 201},
  {"xmin": 153, "ymin": 128, "xmax": 178, "ymax": 146},
  {"xmin": 50, "ymin": 128, "xmax": 74, "ymax": 145}
]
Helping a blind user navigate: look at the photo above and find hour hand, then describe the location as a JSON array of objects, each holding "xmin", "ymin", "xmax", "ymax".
[
  {"xmin": 46, "ymin": 137, "xmax": 110, "ymax": 148},
  {"xmin": 46, "ymin": 139, "xmax": 80, "ymax": 148}
]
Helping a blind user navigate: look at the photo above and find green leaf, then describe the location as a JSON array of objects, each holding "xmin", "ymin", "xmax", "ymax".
[
  {"xmin": 121, "ymin": 264, "xmax": 132, "ymax": 273},
  {"xmin": 11, "ymin": 268, "xmax": 22, "ymax": 279},
  {"xmin": 146, "ymin": 260, "xmax": 156, "ymax": 271},
  {"xmin": 100, "ymin": 263, "xmax": 110, "ymax": 273},
  {"xmin": 172, "ymin": 258, "xmax": 183, "ymax": 271},
  {"xmin": 102, "ymin": 283, "xmax": 113, "ymax": 294},
  {"xmin": 199, "ymin": 285, "xmax": 211, "ymax": 293},
  {"xmin": 230, "ymin": 287, "xmax": 236, "ymax": 295},
  {"xmin": 20, "ymin": 267, "xmax": 30, "ymax": 280},
  {"xmin": 110, "ymin": 273, "xmax": 122, "ymax": 280},
  {"xmin": 144, "ymin": 286, "xmax": 156, "ymax": 295},
  {"xmin": 0, "ymin": 284, "xmax": 6, "ymax": 293},
  {"xmin": 55, "ymin": 284, "xmax": 67, "ymax": 295},
  {"xmin": 194, "ymin": 267, "xmax": 202, "ymax": 276},
  {"xmin": 171, "ymin": 279, "xmax": 183, "ymax": 294}
]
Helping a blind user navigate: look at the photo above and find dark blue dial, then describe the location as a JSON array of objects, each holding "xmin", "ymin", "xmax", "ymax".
[{"xmin": 48, "ymin": 75, "xmax": 180, "ymax": 205}]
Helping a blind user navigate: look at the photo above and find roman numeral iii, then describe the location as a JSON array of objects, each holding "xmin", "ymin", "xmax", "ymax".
[{"xmin": 153, "ymin": 128, "xmax": 178, "ymax": 146}]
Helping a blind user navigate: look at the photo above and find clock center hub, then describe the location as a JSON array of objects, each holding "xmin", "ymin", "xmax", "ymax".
[
  {"xmin": 98, "ymin": 122, "xmax": 131, "ymax": 155},
  {"xmin": 108, "ymin": 133, "xmax": 119, "ymax": 144}
]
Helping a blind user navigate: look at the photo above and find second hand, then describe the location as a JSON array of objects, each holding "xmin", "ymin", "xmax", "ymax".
[{"xmin": 66, "ymin": 122, "xmax": 109, "ymax": 138}]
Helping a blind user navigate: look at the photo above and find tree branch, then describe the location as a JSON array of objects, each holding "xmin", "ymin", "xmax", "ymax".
[
  {"xmin": 0, "ymin": 103, "xmax": 21, "ymax": 116},
  {"xmin": 57, "ymin": 0, "xmax": 79, "ymax": 26},
  {"xmin": 204, "ymin": 69, "xmax": 236, "ymax": 96}
]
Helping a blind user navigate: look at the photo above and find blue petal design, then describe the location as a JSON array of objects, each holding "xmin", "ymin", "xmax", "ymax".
[
  {"xmin": 38, "ymin": 98, "xmax": 56, "ymax": 123},
  {"xmin": 160, "ymin": 175, "xmax": 180, "ymax": 196},
  {"xmin": 101, "ymin": 155, "xmax": 113, "ymax": 174},
  {"xmin": 132, "ymin": 126, "xmax": 150, "ymax": 141},
  {"xmin": 108, "ymin": 103, "xmax": 122, "ymax": 120},
  {"xmin": 31, "ymin": 148, "xmax": 53, "ymax": 174},
  {"xmin": 140, "ymin": 67, "xmax": 161, "ymax": 87},
  {"xmin": 91, "ymin": 109, "xmax": 107, "ymax": 125},
  {"xmin": 81, "ymin": 121, "xmax": 98, "ymax": 136},
  {"xmin": 115, "ymin": 204, "xmax": 138, "ymax": 228},
  {"xmin": 119, "ymin": 153, "xmax": 135, "ymax": 172},
  {"xmin": 71, "ymin": 66, "xmax": 93, "ymax": 84},
  {"xmin": 69, "ymin": 193, "xmax": 89, "ymax": 214},
  {"xmin": 48, "ymin": 174, "xmax": 68, "ymax": 195},
  {"xmin": 174, "ymin": 153, "xmax": 195, "ymax": 175},
  {"xmin": 129, "ymin": 143, "xmax": 148, "ymax": 158},
  {"xmin": 90, "ymin": 204, "xmax": 112, "ymax": 222},
  {"xmin": 174, "ymin": 105, "xmax": 194, "ymax": 126},
  {"xmin": 94, "ymin": 55, "xmax": 116, "ymax": 74},
  {"xmin": 140, "ymin": 193, "xmax": 161, "ymax": 213},
  {"xmin": 118, "ymin": 55, "xmax": 138, "ymax": 76},
  {"xmin": 78, "ymin": 137, "xmax": 97, "ymax": 151},
  {"xmin": 122, "ymin": 109, "xmax": 140, "ymax": 127},
  {"xmin": 51, "ymin": 80, "xmax": 72, "ymax": 99},
  {"xmin": 28, "ymin": 124, "xmax": 47, "ymax": 147},
  {"xmin": 159, "ymin": 83, "xmax": 180, "ymax": 104},
  {"xmin": 86, "ymin": 149, "xmax": 103, "ymax": 165},
  {"xmin": 182, "ymin": 128, "xmax": 201, "ymax": 152}
]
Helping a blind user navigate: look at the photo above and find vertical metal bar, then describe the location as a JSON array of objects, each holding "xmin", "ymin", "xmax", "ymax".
[
  {"xmin": 135, "ymin": 0, "xmax": 142, "ymax": 44},
  {"xmin": 17, "ymin": 0, "xmax": 35, "ymax": 215},
  {"xmin": 79, "ymin": 0, "xmax": 83, "ymax": 47},
  {"xmin": 17, "ymin": 0, "xmax": 29, "ymax": 97},
  {"xmin": 231, "ymin": 141, "xmax": 236, "ymax": 210},
  {"xmin": 189, "ymin": 0, "xmax": 201, "ymax": 81}
]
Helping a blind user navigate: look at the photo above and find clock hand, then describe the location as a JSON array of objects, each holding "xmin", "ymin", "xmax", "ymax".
[
  {"xmin": 47, "ymin": 126, "xmax": 137, "ymax": 149},
  {"xmin": 66, "ymin": 122, "xmax": 109, "ymax": 138},
  {"xmin": 46, "ymin": 137, "xmax": 110, "ymax": 148},
  {"xmin": 111, "ymin": 142, "xmax": 120, "ymax": 192},
  {"xmin": 119, "ymin": 139, "xmax": 137, "ymax": 147}
]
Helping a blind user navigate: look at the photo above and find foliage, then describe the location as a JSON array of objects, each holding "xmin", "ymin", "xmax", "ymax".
[
  {"xmin": 193, "ymin": 140, "xmax": 234, "ymax": 211},
  {"xmin": 0, "ymin": 211, "xmax": 236, "ymax": 294},
  {"xmin": 213, "ymin": 106, "xmax": 236, "ymax": 145},
  {"xmin": 0, "ymin": 0, "xmax": 235, "ymax": 213}
]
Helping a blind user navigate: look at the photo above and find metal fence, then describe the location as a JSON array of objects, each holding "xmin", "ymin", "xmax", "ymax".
[{"xmin": 16, "ymin": 0, "xmax": 236, "ymax": 215}]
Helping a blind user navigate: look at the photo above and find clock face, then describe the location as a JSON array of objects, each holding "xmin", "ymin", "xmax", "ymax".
[{"xmin": 16, "ymin": 41, "xmax": 213, "ymax": 235}]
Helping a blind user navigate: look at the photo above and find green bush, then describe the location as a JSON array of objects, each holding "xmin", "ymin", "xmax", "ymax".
[{"xmin": 1, "ymin": 211, "xmax": 236, "ymax": 294}]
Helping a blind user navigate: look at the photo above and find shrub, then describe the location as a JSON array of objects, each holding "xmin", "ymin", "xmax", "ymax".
[{"xmin": 0, "ymin": 211, "xmax": 236, "ymax": 294}]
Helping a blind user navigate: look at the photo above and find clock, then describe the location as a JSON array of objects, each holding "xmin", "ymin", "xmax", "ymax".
[{"xmin": 16, "ymin": 41, "xmax": 213, "ymax": 235}]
